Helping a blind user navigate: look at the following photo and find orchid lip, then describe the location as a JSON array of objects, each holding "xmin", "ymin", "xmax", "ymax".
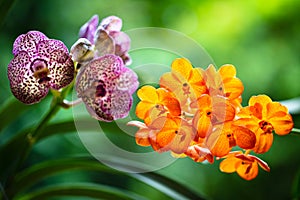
[{"xmin": 31, "ymin": 59, "xmax": 51, "ymax": 84}]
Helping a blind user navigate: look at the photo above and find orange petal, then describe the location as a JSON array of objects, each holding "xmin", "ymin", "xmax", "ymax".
[
  {"xmin": 266, "ymin": 102, "xmax": 294, "ymax": 135},
  {"xmin": 236, "ymin": 106, "xmax": 252, "ymax": 118},
  {"xmin": 219, "ymin": 155, "xmax": 240, "ymax": 173},
  {"xmin": 189, "ymin": 68, "xmax": 208, "ymax": 96},
  {"xmin": 212, "ymin": 96, "xmax": 236, "ymax": 122},
  {"xmin": 155, "ymin": 128, "xmax": 176, "ymax": 151},
  {"xmin": 135, "ymin": 128, "xmax": 151, "ymax": 146},
  {"xmin": 164, "ymin": 97, "xmax": 182, "ymax": 116},
  {"xmin": 208, "ymin": 128, "xmax": 231, "ymax": 157},
  {"xmin": 234, "ymin": 118, "xmax": 258, "ymax": 131},
  {"xmin": 234, "ymin": 126, "xmax": 256, "ymax": 149},
  {"xmin": 253, "ymin": 131, "xmax": 273, "ymax": 154},
  {"xmin": 160, "ymin": 72, "xmax": 181, "ymax": 90},
  {"xmin": 270, "ymin": 114, "xmax": 294, "ymax": 135},
  {"xmin": 236, "ymin": 160, "xmax": 258, "ymax": 181},
  {"xmin": 249, "ymin": 95, "xmax": 272, "ymax": 107},
  {"xmin": 219, "ymin": 64, "xmax": 236, "ymax": 78},
  {"xmin": 148, "ymin": 116, "xmax": 167, "ymax": 130},
  {"xmin": 137, "ymin": 85, "xmax": 158, "ymax": 102},
  {"xmin": 249, "ymin": 95, "xmax": 272, "ymax": 118},
  {"xmin": 171, "ymin": 58, "xmax": 193, "ymax": 81},
  {"xmin": 135, "ymin": 101, "xmax": 155, "ymax": 120},
  {"xmin": 158, "ymin": 89, "xmax": 181, "ymax": 116},
  {"xmin": 153, "ymin": 117, "xmax": 194, "ymax": 154},
  {"xmin": 223, "ymin": 78, "xmax": 244, "ymax": 100},
  {"xmin": 189, "ymin": 68, "xmax": 205, "ymax": 84},
  {"xmin": 249, "ymin": 103, "xmax": 263, "ymax": 120},
  {"xmin": 193, "ymin": 111, "xmax": 212, "ymax": 138},
  {"xmin": 153, "ymin": 117, "xmax": 179, "ymax": 151},
  {"xmin": 159, "ymin": 72, "xmax": 189, "ymax": 106},
  {"xmin": 266, "ymin": 102, "xmax": 287, "ymax": 117},
  {"xmin": 194, "ymin": 94, "xmax": 211, "ymax": 109},
  {"xmin": 169, "ymin": 121, "xmax": 195, "ymax": 154},
  {"xmin": 144, "ymin": 105, "xmax": 168, "ymax": 125},
  {"xmin": 204, "ymin": 64, "xmax": 221, "ymax": 89},
  {"xmin": 127, "ymin": 121, "xmax": 151, "ymax": 146}
]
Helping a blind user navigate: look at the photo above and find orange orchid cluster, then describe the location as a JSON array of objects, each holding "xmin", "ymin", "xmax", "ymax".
[{"xmin": 128, "ymin": 58, "xmax": 294, "ymax": 180}]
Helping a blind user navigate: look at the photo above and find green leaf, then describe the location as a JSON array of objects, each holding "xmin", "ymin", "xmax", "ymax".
[
  {"xmin": 0, "ymin": 131, "xmax": 31, "ymax": 185},
  {"xmin": 0, "ymin": 97, "xmax": 30, "ymax": 133},
  {"xmin": 131, "ymin": 173, "xmax": 205, "ymax": 200},
  {"xmin": 0, "ymin": 117, "xmax": 102, "ymax": 186},
  {"xmin": 15, "ymin": 183, "xmax": 145, "ymax": 200},
  {"xmin": 0, "ymin": 104, "xmax": 62, "ymax": 185},
  {"xmin": 13, "ymin": 157, "xmax": 117, "ymax": 192},
  {"xmin": 39, "ymin": 118, "xmax": 101, "ymax": 140},
  {"xmin": 12, "ymin": 157, "xmax": 205, "ymax": 200}
]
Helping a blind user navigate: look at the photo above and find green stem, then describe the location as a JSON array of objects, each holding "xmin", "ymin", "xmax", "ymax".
[
  {"xmin": 20, "ymin": 78, "xmax": 76, "ymax": 162},
  {"xmin": 13, "ymin": 98, "xmax": 62, "ymax": 186},
  {"xmin": 5, "ymin": 79, "xmax": 76, "ymax": 199},
  {"xmin": 291, "ymin": 128, "xmax": 300, "ymax": 134},
  {"xmin": 4, "ymin": 105, "xmax": 61, "ymax": 199},
  {"xmin": 30, "ymin": 101, "xmax": 61, "ymax": 140}
]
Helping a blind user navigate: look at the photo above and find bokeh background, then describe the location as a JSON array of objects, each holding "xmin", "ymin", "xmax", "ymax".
[{"xmin": 1, "ymin": 0, "xmax": 300, "ymax": 199}]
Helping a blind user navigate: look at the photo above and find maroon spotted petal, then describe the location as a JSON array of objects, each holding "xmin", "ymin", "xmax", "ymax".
[
  {"xmin": 13, "ymin": 31, "xmax": 48, "ymax": 56},
  {"xmin": 37, "ymin": 39, "xmax": 69, "ymax": 61},
  {"xmin": 76, "ymin": 54, "xmax": 139, "ymax": 121},
  {"xmin": 8, "ymin": 52, "xmax": 49, "ymax": 104},
  {"xmin": 48, "ymin": 49, "xmax": 75, "ymax": 90}
]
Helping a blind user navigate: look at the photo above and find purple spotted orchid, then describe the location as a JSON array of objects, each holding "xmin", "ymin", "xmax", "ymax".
[
  {"xmin": 73, "ymin": 15, "xmax": 139, "ymax": 121},
  {"xmin": 7, "ymin": 31, "xmax": 74, "ymax": 104},
  {"xmin": 72, "ymin": 15, "xmax": 131, "ymax": 65},
  {"xmin": 76, "ymin": 54, "xmax": 138, "ymax": 121}
]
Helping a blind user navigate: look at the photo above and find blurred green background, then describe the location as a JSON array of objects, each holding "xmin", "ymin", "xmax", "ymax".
[{"xmin": 1, "ymin": 0, "xmax": 300, "ymax": 199}]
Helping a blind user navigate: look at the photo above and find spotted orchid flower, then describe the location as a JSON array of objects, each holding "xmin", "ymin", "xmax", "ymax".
[
  {"xmin": 76, "ymin": 54, "xmax": 138, "ymax": 121},
  {"xmin": 7, "ymin": 31, "xmax": 74, "ymax": 104}
]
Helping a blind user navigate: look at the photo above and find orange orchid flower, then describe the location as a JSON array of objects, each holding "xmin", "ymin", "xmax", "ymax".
[
  {"xmin": 191, "ymin": 94, "xmax": 236, "ymax": 138},
  {"xmin": 129, "ymin": 57, "xmax": 295, "ymax": 181},
  {"xmin": 159, "ymin": 58, "xmax": 207, "ymax": 108},
  {"xmin": 205, "ymin": 122, "xmax": 256, "ymax": 157},
  {"xmin": 151, "ymin": 116, "xmax": 195, "ymax": 154},
  {"xmin": 235, "ymin": 95, "xmax": 294, "ymax": 153},
  {"xmin": 128, "ymin": 116, "xmax": 195, "ymax": 154},
  {"xmin": 135, "ymin": 85, "xmax": 181, "ymax": 125},
  {"xmin": 219, "ymin": 151, "xmax": 270, "ymax": 180},
  {"xmin": 127, "ymin": 120, "xmax": 157, "ymax": 147},
  {"xmin": 200, "ymin": 64, "xmax": 244, "ymax": 101}
]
